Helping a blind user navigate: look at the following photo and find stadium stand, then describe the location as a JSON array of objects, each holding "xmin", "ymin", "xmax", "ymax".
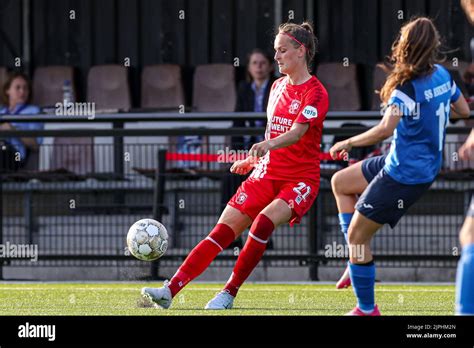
[
  {"xmin": 50, "ymin": 136, "xmax": 95, "ymax": 175},
  {"xmin": 141, "ymin": 64, "xmax": 184, "ymax": 109},
  {"xmin": 87, "ymin": 65, "xmax": 131, "ymax": 111},
  {"xmin": 32, "ymin": 66, "xmax": 75, "ymax": 107},
  {"xmin": 192, "ymin": 64, "xmax": 236, "ymax": 112},
  {"xmin": 371, "ymin": 63, "xmax": 389, "ymax": 111},
  {"xmin": 0, "ymin": 66, "xmax": 7, "ymax": 91},
  {"xmin": 316, "ymin": 63, "xmax": 361, "ymax": 111}
]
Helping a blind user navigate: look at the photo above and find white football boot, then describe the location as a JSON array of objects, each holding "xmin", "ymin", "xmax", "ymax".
[
  {"xmin": 141, "ymin": 281, "xmax": 173, "ymax": 309},
  {"xmin": 204, "ymin": 290, "xmax": 235, "ymax": 310}
]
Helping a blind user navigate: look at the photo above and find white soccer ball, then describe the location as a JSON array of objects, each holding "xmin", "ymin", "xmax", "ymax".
[{"xmin": 126, "ymin": 219, "xmax": 168, "ymax": 261}]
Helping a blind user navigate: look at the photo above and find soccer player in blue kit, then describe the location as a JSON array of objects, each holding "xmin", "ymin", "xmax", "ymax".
[
  {"xmin": 456, "ymin": 129, "xmax": 474, "ymax": 315},
  {"xmin": 330, "ymin": 17, "xmax": 470, "ymax": 315},
  {"xmin": 455, "ymin": 0, "xmax": 474, "ymax": 317}
]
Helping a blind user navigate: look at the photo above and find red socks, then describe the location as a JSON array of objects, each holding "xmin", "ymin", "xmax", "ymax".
[
  {"xmin": 168, "ymin": 223, "xmax": 235, "ymax": 297},
  {"xmin": 224, "ymin": 214, "xmax": 275, "ymax": 297},
  {"xmin": 168, "ymin": 214, "xmax": 275, "ymax": 298}
]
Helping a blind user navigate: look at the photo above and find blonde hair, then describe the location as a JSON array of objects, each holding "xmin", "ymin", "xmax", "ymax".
[{"xmin": 278, "ymin": 21, "xmax": 318, "ymax": 71}]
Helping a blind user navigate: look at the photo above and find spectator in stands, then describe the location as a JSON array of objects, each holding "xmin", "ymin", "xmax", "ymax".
[
  {"xmin": 222, "ymin": 49, "xmax": 276, "ymax": 248},
  {"xmin": 232, "ymin": 48, "xmax": 276, "ymax": 150},
  {"xmin": 0, "ymin": 72, "xmax": 42, "ymax": 171}
]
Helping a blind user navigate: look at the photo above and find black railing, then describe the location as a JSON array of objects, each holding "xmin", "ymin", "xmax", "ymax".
[{"xmin": 0, "ymin": 112, "xmax": 472, "ymax": 280}]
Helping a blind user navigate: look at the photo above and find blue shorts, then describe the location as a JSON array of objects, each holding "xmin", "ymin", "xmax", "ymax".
[{"xmin": 356, "ymin": 155, "xmax": 433, "ymax": 228}]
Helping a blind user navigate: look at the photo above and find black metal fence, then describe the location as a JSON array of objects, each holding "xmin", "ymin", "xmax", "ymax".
[{"xmin": 0, "ymin": 113, "xmax": 472, "ymax": 280}]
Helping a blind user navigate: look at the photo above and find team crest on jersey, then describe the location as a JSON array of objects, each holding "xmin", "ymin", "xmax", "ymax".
[
  {"xmin": 289, "ymin": 99, "xmax": 301, "ymax": 114},
  {"xmin": 236, "ymin": 192, "xmax": 248, "ymax": 205}
]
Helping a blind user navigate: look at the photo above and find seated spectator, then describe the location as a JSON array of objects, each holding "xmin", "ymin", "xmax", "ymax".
[
  {"xmin": 222, "ymin": 49, "xmax": 276, "ymax": 249},
  {"xmin": 232, "ymin": 48, "xmax": 276, "ymax": 150},
  {"xmin": 0, "ymin": 72, "xmax": 43, "ymax": 172}
]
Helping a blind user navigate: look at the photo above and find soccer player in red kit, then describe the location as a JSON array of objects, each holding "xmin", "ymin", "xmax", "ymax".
[{"xmin": 142, "ymin": 21, "xmax": 329, "ymax": 310}]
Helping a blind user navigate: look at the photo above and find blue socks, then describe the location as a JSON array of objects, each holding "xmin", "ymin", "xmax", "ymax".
[
  {"xmin": 455, "ymin": 243, "xmax": 474, "ymax": 315},
  {"xmin": 349, "ymin": 261, "xmax": 376, "ymax": 312},
  {"xmin": 338, "ymin": 213, "xmax": 353, "ymax": 244},
  {"xmin": 341, "ymin": 213, "xmax": 375, "ymax": 312}
]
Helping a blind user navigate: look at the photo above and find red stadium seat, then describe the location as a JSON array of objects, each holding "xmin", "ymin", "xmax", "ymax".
[
  {"xmin": 316, "ymin": 63, "xmax": 361, "ymax": 111},
  {"xmin": 32, "ymin": 66, "xmax": 75, "ymax": 107},
  {"xmin": 191, "ymin": 64, "xmax": 237, "ymax": 169},
  {"xmin": 87, "ymin": 65, "xmax": 131, "ymax": 111},
  {"xmin": 141, "ymin": 64, "xmax": 184, "ymax": 109}
]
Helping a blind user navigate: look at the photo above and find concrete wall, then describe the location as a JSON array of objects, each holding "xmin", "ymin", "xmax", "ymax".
[{"xmin": 1, "ymin": 264, "xmax": 457, "ymax": 282}]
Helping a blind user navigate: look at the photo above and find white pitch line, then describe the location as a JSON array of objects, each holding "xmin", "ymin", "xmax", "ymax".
[
  {"xmin": 0, "ymin": 281, "xmax": 456, "ymax": 285},
  {"xmin": 0, "ymin": 287, "xmax": 455, "ymax": 292}
]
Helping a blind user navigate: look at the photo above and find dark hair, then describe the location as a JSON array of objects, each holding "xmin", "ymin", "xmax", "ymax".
[
  {"xmin": 278, "ymin": 21, "xmax": 318, "ymax": 71},
  {"xmin": 245, "ymin": 48, "xmax": 274, "ymax": 82},
  {"xmin": 2, "ymin": 71, "xmax": 32, "ymax": 106},
  {"xmin": 380, "ymin": 17, "xmax": 442, "ymax": 103}
]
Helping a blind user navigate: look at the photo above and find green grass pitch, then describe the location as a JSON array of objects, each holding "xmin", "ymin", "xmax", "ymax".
[{"xmin": 0, "ymin": 282, "xmax": 455, "ymax": 316}]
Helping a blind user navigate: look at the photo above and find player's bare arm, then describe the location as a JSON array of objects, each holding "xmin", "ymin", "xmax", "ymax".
[
  {"xmin": 249, "ymin": 122, "xmax": 310, "ymax": 157},
  {"xmin": 329, "ymin": 105, "xmax": 402, "ymax": 159},
  {"xmin": 450, "ymin": 94, "xmax": 470, "ymax": 119},
  {"xmin": 230, "ymin": 156, "xmax": 258, "ymax": 175},
  {"xmin": 459, "ymin": 129, "xmax": 474, "ymax": 160}
]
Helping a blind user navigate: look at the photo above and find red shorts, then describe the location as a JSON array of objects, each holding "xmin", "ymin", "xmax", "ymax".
[{"xmin": 228, "ymin": 176, "xmax": 319, "ymax": 226}]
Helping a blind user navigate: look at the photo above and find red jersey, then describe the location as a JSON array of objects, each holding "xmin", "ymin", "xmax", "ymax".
[{"xmin": 250, "ymin": 75, "xmax": 329, "ymax": 182}]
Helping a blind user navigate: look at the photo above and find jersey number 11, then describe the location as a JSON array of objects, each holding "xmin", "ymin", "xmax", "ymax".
[{"xmin": 435, "ymin": 102, "xmax": 450, "ymax": 152}]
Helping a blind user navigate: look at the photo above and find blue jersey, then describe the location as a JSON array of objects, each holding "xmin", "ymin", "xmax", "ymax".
[{"xmin": 384, "ymin": 64, "xmax": 462, "ymax": 184}]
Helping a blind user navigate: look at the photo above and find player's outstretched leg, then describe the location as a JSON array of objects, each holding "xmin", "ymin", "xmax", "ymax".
[
  {"xmin": 331, "ymin": 161, "xmax": 369, "ymax": 289},
  {"xmin": 142, "ymin": 206, "xmax": 251, "ymax": 309},
  {"xmin": 205, "ymin": 214, "xmax": 275, "ymax": 309},
  {"xmin": 141, "ymin": 223, "xmax": 235, "ymax": 309},
  {"xmin": 455, "ymin": 201, "xmax": 474, "ymax": 315},
  {"xmin": 205, "ymin": 199, "xmax": 291, "ymax": 310},
  {"xmin": 345, "ymin": 212, "xmax": 381, "ymax": 316},
  {"xmin": 335, "ymin": 213, "xmax": 352, "ymax": 290}
]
